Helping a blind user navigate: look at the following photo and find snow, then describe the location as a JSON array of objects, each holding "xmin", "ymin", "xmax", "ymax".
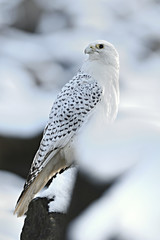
[
  {"xmin": 0, "ymin": 57, "xmax": 56, "ymax": 137},
  {"xmin": 75, "ymin": 116, "xmax": 160, "ymax": 182},
  {"xmin": 0, "ymin": 171, "xmax": 25, "ymax": 240},
  {"xmin": 68, "ymin": 134, "xmax": 160, "ymax": 240},
  {"xmin": 67, "ymin": 103, "xmax": 160, "ymax": 239},
  {"xmin": 0, "ymin": 0, "xmax": 160, "ymax": 239},
  {"xmin": 69, "ymin": 88, "xmax": 160, "ymax": 240},
  {"xmin": 39, "ymin": 167, "xmax": 77, "ymax": 213}
]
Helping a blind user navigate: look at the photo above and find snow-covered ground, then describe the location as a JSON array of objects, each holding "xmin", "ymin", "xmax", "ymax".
[
  {"xmin": 0, "ymin": 171, "xmax": 25, "ymax": 240},
  {"xmin": 0, "ymin": 0, "xmax": 160, "ymax": 239}
]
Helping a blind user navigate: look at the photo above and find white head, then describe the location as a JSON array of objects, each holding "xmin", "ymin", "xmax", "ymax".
[
  {"xmin": 83, "ymin": 40, "xmax": 120, "ymax": 121},
  {"xmin": 84, "ymin": 40, "xmax": 119, "ymax": 68}
]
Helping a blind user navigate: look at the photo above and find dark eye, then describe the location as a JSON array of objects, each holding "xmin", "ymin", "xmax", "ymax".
[{"xmin": 99, "ymin": 44, "xmax": 104, "ymax": 49}]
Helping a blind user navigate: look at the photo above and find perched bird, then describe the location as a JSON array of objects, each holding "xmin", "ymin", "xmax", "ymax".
[{"xmin": 14, "ymin": 40, "xmax": 119, "ymax": 217}]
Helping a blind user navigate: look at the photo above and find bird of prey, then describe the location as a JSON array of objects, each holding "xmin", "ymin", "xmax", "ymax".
[{"xmin": 14, "ymin": 40, "xmax": 119, "ymax": 217}]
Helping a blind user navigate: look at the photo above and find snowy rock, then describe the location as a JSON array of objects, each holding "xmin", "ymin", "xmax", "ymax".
[
  {"xmin": 21, "ymin": 168, "xmax": 116, "ymax": 240},
  {"xmin": 21, "ymin": 168, "xmax": 77, "ymax": 240}
]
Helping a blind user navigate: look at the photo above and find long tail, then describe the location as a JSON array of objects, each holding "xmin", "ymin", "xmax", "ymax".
[{"xmin": 14, "ymin": 153, "xmax": 67, "ymax": 217}]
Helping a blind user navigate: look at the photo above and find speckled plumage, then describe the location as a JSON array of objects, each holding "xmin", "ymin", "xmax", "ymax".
[
  {"xmin": 14, "ymin": 40, "xmax": 119, "ymax": 217},
  {"xmin": 25, "ymin": 71, "xmax": 102, "ymax": 190}
]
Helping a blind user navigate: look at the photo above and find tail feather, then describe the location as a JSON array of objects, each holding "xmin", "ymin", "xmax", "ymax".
[{"xmin": 14, "ymin": 153, "xmax": 67, "ymax": 217}]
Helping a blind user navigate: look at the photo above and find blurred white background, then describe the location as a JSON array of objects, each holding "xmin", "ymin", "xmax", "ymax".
[{"xmin": 0, "ymin": 0, "xmax": 160, "ymax": 239}]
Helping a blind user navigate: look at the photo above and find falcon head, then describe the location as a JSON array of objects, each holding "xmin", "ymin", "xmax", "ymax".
[{"xmin": 84, "ymin": 40, "xmax": 119, "ymax": 64}]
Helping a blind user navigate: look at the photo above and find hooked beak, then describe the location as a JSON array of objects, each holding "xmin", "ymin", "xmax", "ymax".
[{"xmin": 84, "ymin": 45, "xmax": 95, "ymax": 54}]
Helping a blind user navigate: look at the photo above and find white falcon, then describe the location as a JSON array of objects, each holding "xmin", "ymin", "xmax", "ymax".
[{"xmin": 14, "ymin": 40, "xmax": 119, "ymax": 217}]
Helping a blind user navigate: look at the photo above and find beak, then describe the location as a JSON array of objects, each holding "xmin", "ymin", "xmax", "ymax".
[{"xmin": 84, "ymin": 45, "xmax": 95, "ymax": 54}]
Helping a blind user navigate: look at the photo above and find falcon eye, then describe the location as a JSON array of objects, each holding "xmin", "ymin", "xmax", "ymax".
[{"xmin": 98, "ymin": 44, "xmax": 104, "ymax": 49}]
